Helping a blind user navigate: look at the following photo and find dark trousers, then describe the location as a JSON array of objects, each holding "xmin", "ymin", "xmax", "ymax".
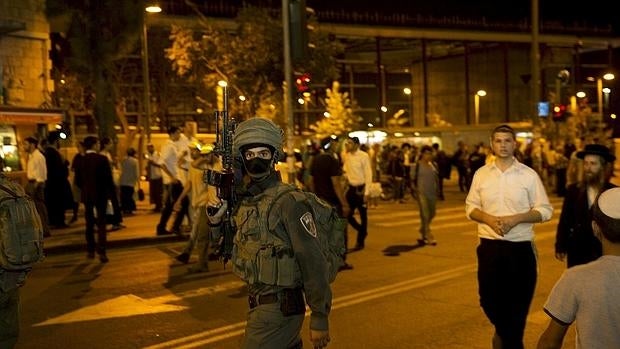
[
  {"xmin": 346, "ymin": 185, "xmax": 367, "ymax": 247},
  {"xmin": 149, "ymin": 177, "xmax": 163, "ymax": 210},
  {"xmin": 84, "ymin": 199, "xmax": 108, "ymax": 255},
  {"xmin": 107, "ymin": 185, "xmax": 123, "ymax": 225},
  {"xmin": 157, "ymin": 182, "xmax": 189, "ymax": 234},
  {"xmin": 0, "ymin": 287, "xmax": 19, "ymax": 348},
  {"xmin": 120, "ymin": 185, "xmax": 136, "ymax": 213},
  {"xmin": 477, "ymin": 239, "xmax": 537, "ymax": 349}
]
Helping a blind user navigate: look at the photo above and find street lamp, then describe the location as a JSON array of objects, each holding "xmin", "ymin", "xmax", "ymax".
[
  {"xmin": 474, "ymin": 90, "xmax": 487, "ymax": 125},
  {"xmin": 142, "ymin": 3, "xmax": 161, "ymax": 142},
  {"xmin": 597, "ymin": 73, "xmax": 615, "ymax": 115}
]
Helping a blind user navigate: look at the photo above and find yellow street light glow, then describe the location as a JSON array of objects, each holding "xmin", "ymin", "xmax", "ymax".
[
  {"xmin": 610, "ymin": 113, "xmax": 617, "ymax": 119},
  {"xmin": 367, "ymin": 123, "xmax": 374, "ymax": 127},
  {"xmin": 298, "ymin": 98, "xmax": 305, "ymax": 105},
  {"xmin": 394, "ymin": 132, "xmax": 404, "ymax": 137},
  {"xmin": 603, "ymin": 73, "xmax": 615, "ymax": 81},
  {"xmin": 239, "ymin": 95, "xmax": 246, "ymax": 101},
  {"xmin": 145, "ymin": 5, "xmax": 162, "ymax": 13},
  {"xmin": 302, "ymin": 92, "xmax": 311, "ymax": 98},
  {"xmin": 218, "ymin": 80, "xmax": 228, "ymax": 87},
  {"xmin": 576, "ymin": 91, "xmax": 586, "ymax": 98},
  {"xmin": 323, "ymin": 112, "xmax": 330, "ymax": 117},
  {"xmin": 603, "ymin": 87, "xmax": 611, "ymax": 94},
  {"xmin": 476, "ymin": 90, "xmax": 487, "ymax": 97},
  {"xmin": 380, "ymin": 106, "xmax": 388, "ymax": 112},
  {"xmin": 403, "ymin": 87, "xmax": 412, "ymax": 95}
]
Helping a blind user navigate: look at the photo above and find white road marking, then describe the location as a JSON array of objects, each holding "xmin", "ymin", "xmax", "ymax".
[
  {"xmin": 143, "ymin": 265, "xmax": 478, "ymax": 349},
  {"xmin": 33, "ymin": 281, "xmax": 245, "ymax": 326}
]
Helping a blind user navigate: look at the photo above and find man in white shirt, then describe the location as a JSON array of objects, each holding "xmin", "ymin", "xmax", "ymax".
[
  {"xmin": 537, "ymin": 187, "xmax": 620, "ymax": 349},
  {"xmin": 466, "ymin": 124, "xmax": 553, "ymax": 349},
  {"xmin": 145, "ymin": 143, "xmax": 163, "ymax": 212},
  {"xmin": 156, "ymin": 126, "xmax": 187, "ymax": 236},
  {"xmin": 23, "ymin": 136, "xmax": 50, "ymax": 237},
  {"xmin": 343, "ymin": 137, "xmax": 373, "ymax": 251}
]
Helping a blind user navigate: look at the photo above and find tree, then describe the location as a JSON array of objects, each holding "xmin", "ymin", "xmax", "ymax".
[
  {"xmin": 310, "ymin": 81, "xmax": 359, "ymax": 138},
  {"xmin": 165, "ymin": 5, "xmax": 343, "ymax": 126},
  {"xmin": 45, "ymin": 0, "xmax": 143, "ymax": 140}
]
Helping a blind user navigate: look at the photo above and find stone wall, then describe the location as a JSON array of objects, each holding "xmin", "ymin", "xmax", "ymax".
[{"xmin": 0, "ymin": 0, "xmax": 53, "ymax": 107}]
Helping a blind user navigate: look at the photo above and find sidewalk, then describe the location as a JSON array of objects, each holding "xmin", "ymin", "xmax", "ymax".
[{"xmin": 43, "ymin": 200, "xmax": 187, "ymax": 256}]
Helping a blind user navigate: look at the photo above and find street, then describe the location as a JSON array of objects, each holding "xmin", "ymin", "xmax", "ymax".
[{"xmin": 16, "ymin": 183, "xmax": 573, "ymax": 349}]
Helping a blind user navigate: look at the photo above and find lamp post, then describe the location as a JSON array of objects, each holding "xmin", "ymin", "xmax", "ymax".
[
  {"xmin": 403, "ymin": 87, "xmax": 413, "ymax": 126},
  {"xmin": 142, "ymin": 4, "xmax": 161, "ymax": 142},
  {"xmin": 474, "ymin": 90, "xmax": 487, "ymax": 125}
]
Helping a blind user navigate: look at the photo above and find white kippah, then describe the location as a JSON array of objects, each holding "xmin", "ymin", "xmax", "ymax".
[{"xmin": 598, "ymin": 188, "xmax": 620, "ymax": 219}]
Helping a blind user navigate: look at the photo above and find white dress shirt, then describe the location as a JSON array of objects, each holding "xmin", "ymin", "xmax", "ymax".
[
  {"xmin": 27, "ymin": 148, "xmax": 47, "ymax": 183},
  {"xmin": 343, "ymin": 150, "xmax": 373, "ymax": 195},
  {"xmin": 465, "ymin": 158, "xmax": 553, "ymax": 241},
  {"xmin": 158, "ymin": 139, "xmax": 180, "ymax": 184}
]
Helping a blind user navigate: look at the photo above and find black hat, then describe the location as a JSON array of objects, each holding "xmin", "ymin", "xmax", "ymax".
[
  {"xmin": 320, "ymin": 135, "xmax": 338, "ymax": 150},
  {"xmin": 576, "ymin": 144, "xmax": 616, "ymax": 162}
]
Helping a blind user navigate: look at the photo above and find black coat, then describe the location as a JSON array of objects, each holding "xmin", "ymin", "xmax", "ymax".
[
  {"xmin": 78, "ymin": 152, "xmax": 115, "ymax": 205},
  {"xmin": 555, "ymin": 181, "xmax": 616, "ymax": 267}
]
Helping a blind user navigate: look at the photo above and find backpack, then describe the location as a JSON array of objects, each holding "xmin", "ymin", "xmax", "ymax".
[
  {"xmin": 267, "ymin": 185, "xmax": 346, "ymax": 283},
  {"xmin": 0, "ymin": 176, "xmax": 45, "ymax": 272}
]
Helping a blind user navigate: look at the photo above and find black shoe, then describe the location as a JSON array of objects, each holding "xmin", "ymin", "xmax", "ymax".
[
  {"xmin": 350, "ymin": 244, "xmax": 365, "ymax": 252},
  {"xmin": 175, "ymin": 252, "xmax": 190, "ymax": 264},
  {"xmin": 417, "ymin": 239, "xmax": 426, "ymax": 246},
  {"xmin": 99, "ymin": 254, "xmax": 109, "ymax": 263},
  {"xmin": 338, "ymin": 263, "xmax": 354, "ymax": 271},
  {"xmin": 156, "ymin": 229, "xmax": 172, "ymax": 236}
]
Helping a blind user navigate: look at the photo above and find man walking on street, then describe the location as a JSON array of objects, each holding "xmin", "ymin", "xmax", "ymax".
[
  {"xmin": 156, "ymin": 126, "xmax": 187, "ymax": 236},
  {"xmin": 466, "ymin": 124, "xmax": 553, "ymax": 349},
  {"xmin": 538, "ymin": 187, "xmax": 620, "ymax": 349},
  {"xmin": 77, "ymin": 136, "xmax": 115, "ymax": 263},
  {"xmin": 23, "ymin": 136, "xmax": 50, "ymax": 238},
  {"xmin": 555, "ymin": 143, "xmax": 616, "ymax": 268},
  {"xmin": 309, "ymin": 136, "xmax": 353, "ymax": 270},
  {"xmin": 343, "ymin": 137, "xmax": 373, "ymax": 251}
]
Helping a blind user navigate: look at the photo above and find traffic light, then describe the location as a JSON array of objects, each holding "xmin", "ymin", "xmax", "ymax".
[
  {"xmin": 552, "ymin": 103, "xmax": 567, "ymax": 121},
  {"xmin": 295, "ymin": 73, "xmax": 311, "ymax": 93},
  {"xmin": 289, "ymin": 0, "xmax": 312, "ymax": 61}
]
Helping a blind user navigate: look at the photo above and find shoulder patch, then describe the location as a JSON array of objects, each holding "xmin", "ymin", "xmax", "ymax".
[{"xmin": 300, "ymin": 211, "xmax": 318, "ymax": 238}]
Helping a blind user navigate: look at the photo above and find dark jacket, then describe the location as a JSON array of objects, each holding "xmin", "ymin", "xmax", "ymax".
[
  {"xmin": 78, "ymin": 152, "xmax": 115, "ymax": 204},
  {"xmin": 555, "ymin": 181, "xmax": 616, "ymax": 267}
]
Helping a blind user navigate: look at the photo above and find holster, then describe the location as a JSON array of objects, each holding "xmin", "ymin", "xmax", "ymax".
[{"xmin": 280, "ymin": 288, "xmax": 305, "ymax": 316}]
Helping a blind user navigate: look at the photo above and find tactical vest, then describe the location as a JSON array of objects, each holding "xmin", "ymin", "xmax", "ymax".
[{"xmin": 231, "ymin": 184, "xmax": 301, "ymax": 287}]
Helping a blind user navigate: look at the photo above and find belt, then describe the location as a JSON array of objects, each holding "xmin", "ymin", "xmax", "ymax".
[
  {"xmin": 349, "ymin": 184, "xmax": 365, "ymax": 189},
  {"xmin": 248, "ymin": 292, "xmax": 279, "ymax": 309},
  {"xmin": 28, "ymin": 179, "xmax": 37, "ymax": 183}
]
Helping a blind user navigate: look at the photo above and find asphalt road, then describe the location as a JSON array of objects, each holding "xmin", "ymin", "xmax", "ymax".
[{"xmin": 16, "ymin": 184, "xmax": 574, "ymax": 349}]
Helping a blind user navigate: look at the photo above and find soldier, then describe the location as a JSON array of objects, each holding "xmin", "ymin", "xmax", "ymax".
[{"xmin": 208, "ymin": 118, "xmax": 332, "ymax": 349}]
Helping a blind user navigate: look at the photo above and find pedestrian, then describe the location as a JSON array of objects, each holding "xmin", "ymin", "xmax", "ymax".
[
  {"xmin": 155, "ymin": 126, "xmax": 187, "ymax": 236},
  {"xmin": 412, "ymin": 144, "xmax": 439, "ymax": 246},
  {"xmin": 22, "ymin": 136, "xmax": 50, "ymax": 238},
  {"xmin": 537, "ymin": 187, "xmax": 620, "ymax": 349},
  {"xmin": 342, "ymin": 136, "xmax": 373, "ymax": 251},
  {"xmin": 99, "ymin": 137, "xmax": 124, "ymax": 230},
  {"xmin": 145, "ymin": 143, "xmax": 163, "ymax": 212},
  {"xmin": 554, "ymin": 143, "xmax": 616, "ymax": 268},
  {"xmin": 432, "ymin": 142, "xmax": 451, "ymax": 200},
  {"xmin": 42, "ymin": 131, "xmax": 73, "ymax": 229},
  {"xmin": 0, "ymin": 161, "xmax": 30, "ymax": 348},
  {"xmin": 309, "ymin": 135, "xmax": 353, "ymax": 270},
  {"xmin": 465, "ymin": 124, "xmax": 553, "ymax": 349},
  {"xmin": 208, "ymin": 117, "xmax": 333, "ymax": 349},
  {"xmin": 452, "ymin": 140, "xmax": 470, "ymax": 192},
  {"xmin": 119, "ymin": 147, "xmax": 139, "ymax": 215},
  {"xmin": 77, "ymin": 136, "xmax": 116, "ymax": 263},
  {"xmin": 174, "ymin": 142, "xmax": 220, "ymax": 273},
  {"xmin": 69, "ymin": 141, "xmax": 86, "ymax": 223}
]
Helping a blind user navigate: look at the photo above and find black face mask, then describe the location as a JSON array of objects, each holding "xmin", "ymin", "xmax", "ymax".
[{"xmin": 243, "ymin": 158, "xmax": 272, "ymax": 179}]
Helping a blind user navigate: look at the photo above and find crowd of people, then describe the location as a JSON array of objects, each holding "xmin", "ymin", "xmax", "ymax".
[{"xmin": 7, "ymin": 120, "xmax": 619, "ymax": 348}]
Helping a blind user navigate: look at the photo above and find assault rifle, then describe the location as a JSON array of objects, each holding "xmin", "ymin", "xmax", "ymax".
[{"xmin": 204, "ymin": 83, "xmax": 236, "ymax": 263}]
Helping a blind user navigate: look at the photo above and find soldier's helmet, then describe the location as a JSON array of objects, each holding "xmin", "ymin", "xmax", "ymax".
[{"xmin": 233, "ymin": 117, "xmax": 284, "ymax": 159}]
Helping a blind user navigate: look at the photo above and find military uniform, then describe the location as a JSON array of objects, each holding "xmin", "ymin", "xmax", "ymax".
[{"xmin": 232, "ymin": 173, "xmax": 331, "ymax": 348}]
